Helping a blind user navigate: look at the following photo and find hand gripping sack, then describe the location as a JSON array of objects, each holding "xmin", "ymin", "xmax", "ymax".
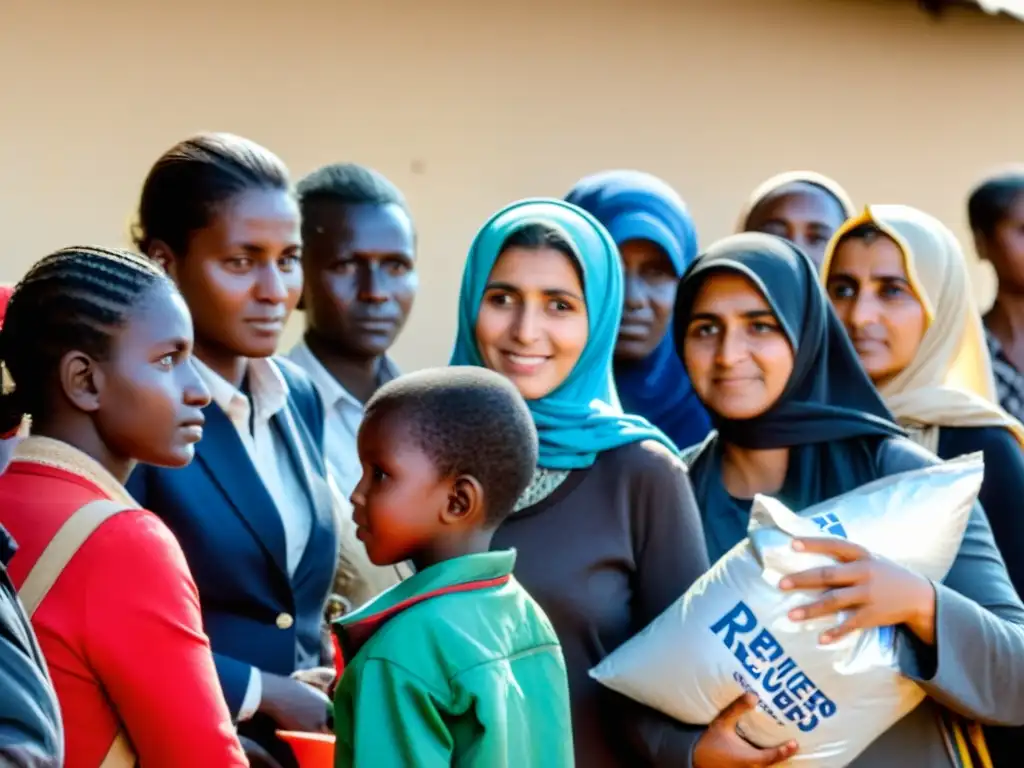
[{"xmin": 591, "ymin": 453, "xmax": 984, "ymax": 768}]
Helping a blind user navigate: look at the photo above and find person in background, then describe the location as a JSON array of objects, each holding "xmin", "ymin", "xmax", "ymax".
[
  {"xmin": 969, "ymin": 169, "xmax": 1024, "ymax": 424},
  {"xmin": 823, "ymin": 205, "xmax": 1024, "ymax": 765},
  {"xmin": 676, "ymin": 232, "xmax": 1024, "ymax": 767},
  {"xmin": 290, "ymin": 163, "xmax": 416, "ymax": 499},
  {"xmin": 289, "ymin": 163, "xmax": 415, "ymax": 608},
  {"xmin": 565, "ymin": 169, "xmax": 711, "ymax": 450},
  {"xmin": 333, "ymin": 367, "xmax": 573, "ymax": 767},
  {"xmin": 0, "ymin": 528, "xmax": 62, "ymax": 767},
  {"xmin": 739, "ymin": 170, "xmax": 855, "ymax": 267},
  {"xmin": 451, "ymin": 198, "xmax": 710, "ymax": 767},
  {"xmin": 126, "ymin": 133, "xmax": 338, "ymax": 768},
  {"xmin": 0, "ymin": 246, "xmax": 246, "ymax": 767},
  {"xmin": 0, "ymin": 285, "xmax": 25, "ymax": 472},
  {"xmin": 0, "ymin": 284, "xmax": 59, "ymax": 767}
]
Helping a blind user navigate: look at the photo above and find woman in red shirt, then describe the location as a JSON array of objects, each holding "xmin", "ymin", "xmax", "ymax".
[{"xmin": 0, "ymin": 246, "xmax": 248, "ymax": 767}]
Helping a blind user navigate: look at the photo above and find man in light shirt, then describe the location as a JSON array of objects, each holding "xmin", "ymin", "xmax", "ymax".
[{"xmin": 289, "ymin": 163, "xmax": 418, "ymax": 604}]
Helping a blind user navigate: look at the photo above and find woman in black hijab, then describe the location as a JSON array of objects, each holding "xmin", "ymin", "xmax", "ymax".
[
  {"xmin": 674, "ymin": 232, "xmax": 1024, "ymax": 768},
  {"xmin": 678, "ymin": 232, "xmax": 901, "ymax": 560}
]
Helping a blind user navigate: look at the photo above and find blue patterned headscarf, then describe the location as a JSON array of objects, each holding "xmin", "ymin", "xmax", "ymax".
[
  {"xmin": 566, "ymin": 170, "xmax": 712, "ymax": 451},
  {"xmin": 450, "ymin": 198, "xmax": 676, "ymax": 470}
]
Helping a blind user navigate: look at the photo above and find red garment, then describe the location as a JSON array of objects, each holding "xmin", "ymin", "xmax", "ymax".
[
  {"xmin": 0, "ymin": 458, "xmax": 248, "ymax": 768},
  {"xmin": 0, "ymin": 283, "xmax": 13, "ymax": 328}
]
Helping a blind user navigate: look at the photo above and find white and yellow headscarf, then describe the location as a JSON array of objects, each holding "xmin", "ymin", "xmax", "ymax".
[
  {"xmin": 821, "ymin": 204, "xmax": 1024, "ymax": 454},
  {"xmin": 737, "ymin": 170, "xmax": 857, "ymax": 232}
]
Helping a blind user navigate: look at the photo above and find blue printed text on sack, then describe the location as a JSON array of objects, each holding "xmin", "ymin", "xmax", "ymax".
[{"xmin": 711, "ymin": 600, "xmax": 837, "ymax": 733}]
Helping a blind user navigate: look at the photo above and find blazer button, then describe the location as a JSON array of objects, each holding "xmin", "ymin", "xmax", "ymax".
[{"xmin": 276, "ymin": 613, "xmax": 294, "ymax": 630}]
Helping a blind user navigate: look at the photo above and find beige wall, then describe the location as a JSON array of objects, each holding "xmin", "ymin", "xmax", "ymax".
[{"xmin": 1, "ymin": 0, "xmax": 1021, "ymax": 370}]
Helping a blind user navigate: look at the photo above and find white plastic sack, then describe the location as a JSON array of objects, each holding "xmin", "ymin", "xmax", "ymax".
[{"xmin": 592, "ymin": 453, "xmax": 984, "ymax": 768}]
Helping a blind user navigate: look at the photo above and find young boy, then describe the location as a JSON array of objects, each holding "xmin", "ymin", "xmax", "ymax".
[{"xmin": 332, "ymin": 367, "xmax": 573, "ymax": 767}]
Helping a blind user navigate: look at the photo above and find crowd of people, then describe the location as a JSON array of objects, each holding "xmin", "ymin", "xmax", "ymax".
[{"xmin": 1, "ymin": 130, "xmax": 1024, "ymax": 768}]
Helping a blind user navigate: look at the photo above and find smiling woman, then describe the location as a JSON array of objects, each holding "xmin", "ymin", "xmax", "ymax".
[
  {"xmin": 682, "ymin": 271, "xmax": 795, "ymax": 422},
  {"xmin": 474, "ymin": 224, "xmax": 589, "ymax": 401},
  {"xmin": 674, "ymin": 232, "xmax": 1024, "ymax": 768},
  {"xmin": 451, "ymin": 198, "xmax": 710, "ymax": 767}
]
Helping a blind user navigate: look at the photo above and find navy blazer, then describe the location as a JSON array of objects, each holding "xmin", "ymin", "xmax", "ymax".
[{"xmin": 126, "ymin": 358, "xmax": 339, "ymax": 717}]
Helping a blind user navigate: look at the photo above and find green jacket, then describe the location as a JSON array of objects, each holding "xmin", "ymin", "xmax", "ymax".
[{"xmin": 332, "ymin": 550, "xmax": 574, "ymax": 767}]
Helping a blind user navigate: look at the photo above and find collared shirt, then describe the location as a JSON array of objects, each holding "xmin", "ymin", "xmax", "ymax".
[
  {"xmin": 986, "ymin": 329, "xmax": 1024, "ymax": 425},
  {"xmin": 287, "ymin": 341, "xmax": 400, "ymax": 500},
  {"xmin": 192, "ymin": 357, "xmax": 316, "ymax": 720}
]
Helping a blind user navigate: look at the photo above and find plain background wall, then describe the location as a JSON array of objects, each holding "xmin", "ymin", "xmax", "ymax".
[{"xmin": 1, "ymin": 0, "xmax": 1022, "ymax": 369}]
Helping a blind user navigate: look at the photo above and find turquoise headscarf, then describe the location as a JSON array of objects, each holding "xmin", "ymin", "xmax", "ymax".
[{"xmin": 450, "ymin": 198, "xmax": 677, "ymax": 470}]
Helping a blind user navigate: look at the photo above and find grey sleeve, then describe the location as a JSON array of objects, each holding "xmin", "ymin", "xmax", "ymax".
[
  {"xmin": 0, "ymin": 570, "xmax": 63, "ymax": 764},
  {"xmin": 897, "ymin": 501, "xmax": 1024, "ymax": 726},
  {"xmin": 878, "ymin": 438, "xmax": 1024, "ymax": 725}
]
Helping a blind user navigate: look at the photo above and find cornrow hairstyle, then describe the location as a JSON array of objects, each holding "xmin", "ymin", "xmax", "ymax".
[
  {"xmin": 364, "ymin": 366, "xmax": 538, "ymax": 524},
  {"xmin": 967, "ymin": 170, "xmax": 1024, "ymax": 237},
  {"xmin": 0, "ymin": 246, "xmax": 169, "ymax": 435},
  {"xmin": 132, "ymin": 132, "xmax": 291, "ymax": 256},
  {"xmin": 296, "ymin": 163, "xmax": 410, "ymax": 215}
]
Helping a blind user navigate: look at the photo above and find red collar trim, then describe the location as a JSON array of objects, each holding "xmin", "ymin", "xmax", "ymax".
[{"xmin": 333, "ymin": 574, "xmax": 511, "ymax": 681}]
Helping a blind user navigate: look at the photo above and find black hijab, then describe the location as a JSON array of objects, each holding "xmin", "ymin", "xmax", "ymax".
[{"xmin": 673, "ymin": 233, "xmax": 905, "ymax": 559}]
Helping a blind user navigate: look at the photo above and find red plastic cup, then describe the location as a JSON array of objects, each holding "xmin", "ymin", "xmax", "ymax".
[{"xmin": 276, "ymin": 731, "xmax": 335, "ymax": 768}]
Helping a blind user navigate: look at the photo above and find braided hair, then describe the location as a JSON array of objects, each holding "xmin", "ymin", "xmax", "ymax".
[
  {"xmin": 132, "ymin": 132, "xmax": 291, "ymax": 256},
  {"xmin": 0, "ymin": 246, "xmax": 169, "ymax": 434}
]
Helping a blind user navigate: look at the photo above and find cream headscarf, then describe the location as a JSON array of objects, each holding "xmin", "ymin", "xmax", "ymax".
[
  {"xmin": 737, "ymin": 170, "xmax": 857, "ymax": 232},
  {"xmin": 821, "ymin": 204, "xmax": 1024, "ymax": 454}
]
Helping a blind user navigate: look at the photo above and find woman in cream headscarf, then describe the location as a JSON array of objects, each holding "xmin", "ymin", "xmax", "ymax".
[
  {"xmin": 822, "ymin": 202, "xmax": 1024, "ymax": 587},
  {"xmin": 824, "ymin": 205, "xmax": 1024, "ymax": 768},
  {"xmin": 740, "ymin": 171, "xmax": 856, "ymax": 268}
]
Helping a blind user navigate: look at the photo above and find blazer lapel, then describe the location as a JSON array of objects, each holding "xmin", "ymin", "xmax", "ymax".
[{"xmin": 197, "ymin": 402, "xmax": 289, "ymax": 577}]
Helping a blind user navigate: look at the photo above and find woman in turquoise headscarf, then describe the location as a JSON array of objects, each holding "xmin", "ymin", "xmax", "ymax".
[{"xmin": 451, "ymin": 198, "xmax": 710, "ymax": 767}]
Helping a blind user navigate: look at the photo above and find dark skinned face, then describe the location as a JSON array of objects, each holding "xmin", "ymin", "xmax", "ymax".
[
  {"xmin": 91, "ymin": 282, "xmax": 211, "ymax": 467},
  {"xmin": 301, "ymin": 201, "xmax": 417, "ymax": 360},
  {"xmin": 745, "ymin": 185, "xmax": 848, "ymax": 268},
  {"xmin": 157, "ymin": 188, "xmax": 303, "ymax": 367},
  {"xmin": 616, "ymin": 239, "xmax": 679, "ymax": 361},
  {"xmin": 977, "ymin": 192, "xmax": 1024, "ymax": 293},
  {"xmin": 350, "ymin": 410, "xmax": 482, "ymax": 570}
]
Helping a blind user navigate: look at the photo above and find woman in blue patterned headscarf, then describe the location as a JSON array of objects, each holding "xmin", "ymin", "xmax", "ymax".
[{"xmin": 566, "ymin": 170, "xmax": 712, "ymax": 451}]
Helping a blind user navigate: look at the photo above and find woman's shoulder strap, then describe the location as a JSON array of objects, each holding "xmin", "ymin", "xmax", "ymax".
[{"xmin": 19, "ymin": 499, "xmax": 133, "ymax": 617}]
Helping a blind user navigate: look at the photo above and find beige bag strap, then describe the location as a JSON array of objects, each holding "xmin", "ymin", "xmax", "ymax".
[
  {"xmin": 19, "ymin": 498, "xmax": 138, "ymax": 767},
  {"xmin": 100, "ymin": 731, "xmax": 135, "ymax": 768},
  {"xmin": 20, "ymin": 499, "xmax": 131, "ymax": 617}
]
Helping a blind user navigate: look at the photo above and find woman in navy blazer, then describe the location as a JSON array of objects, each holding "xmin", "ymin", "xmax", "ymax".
[{"xmin": 126, "ymin": 133, "xmax": 340, "ymax": 768}]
